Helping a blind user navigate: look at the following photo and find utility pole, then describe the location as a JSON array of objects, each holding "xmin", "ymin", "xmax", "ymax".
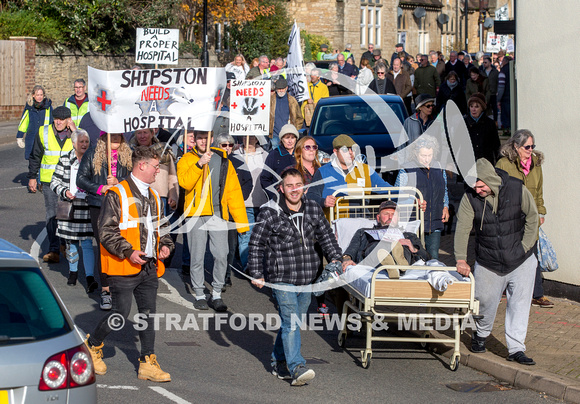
[
  {"xmin": 465, "ymin": 0, "xmax": 468, "ymax": 51},
  {"xmin": 202, "ymin": 0, "xmax": 209, "ymax": 67}
]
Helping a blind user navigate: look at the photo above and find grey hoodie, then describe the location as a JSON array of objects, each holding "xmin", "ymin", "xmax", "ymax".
[{"xmin": 454, "ymin": 158, "xmax": 539, "ymax": 262}]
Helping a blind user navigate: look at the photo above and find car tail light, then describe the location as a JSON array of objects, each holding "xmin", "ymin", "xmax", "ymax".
[{"xmin": 39, "ymin": 344, "xmax": 95, "ymax": 390}]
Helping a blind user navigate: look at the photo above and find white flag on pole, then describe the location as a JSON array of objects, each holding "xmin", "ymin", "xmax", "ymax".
[{"xmin": 286, "ymin": 22, "xmax": 308, "ymax": 103}]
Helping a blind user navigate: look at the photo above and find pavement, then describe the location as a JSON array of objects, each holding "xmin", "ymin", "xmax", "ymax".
[
  {"xmin": 0, "ymin": 119, "xmax": 20, "ymax": 146},
  {"xmin": 1, "ymin": 117, "xmax": 579, "ymax": 402},
  {"xmin": 435, "ymin": 233, "xmax": 580, "ymax": 403}
]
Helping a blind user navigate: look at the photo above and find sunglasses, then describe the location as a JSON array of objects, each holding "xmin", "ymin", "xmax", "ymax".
[
  {"xmin": 220, "ymin": 143, "xmax": 234, "ymax": 148},
  {"xmin": 521, "ymin": 144, "xmax": 536, "ymax": 150},
  {"xmin": 423, "ymin": 104, "xmax": 435, "ymax": 109},
  {"xmin": 377, "ymin": 72, "xmax": 385, "ymax": 75},
  {"xmin": 303, "ymin": 145, "xmax": 318, "ymax": 151}
]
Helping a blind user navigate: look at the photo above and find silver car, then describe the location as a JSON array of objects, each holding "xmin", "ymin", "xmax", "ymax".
[{"xmin": 0, "ymin": 239, "xmax": 97, "ymax": 403}]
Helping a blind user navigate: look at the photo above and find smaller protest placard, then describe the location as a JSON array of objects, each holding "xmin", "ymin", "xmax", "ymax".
[
  {"xmin": 136, "ymin": 28, "xmax": 179, "ymax": 65},
  {"xmin": 486, "ymin": 32, "xmax": 501, "ymax": 53},
  {"xmin": 229, "ymin": 80, "xmax": 271, "ymax": 138}
]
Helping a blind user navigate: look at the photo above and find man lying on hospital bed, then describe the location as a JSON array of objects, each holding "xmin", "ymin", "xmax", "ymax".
[
  {"xmin": 340, "ymin": 200, "xmax": 430, "ymax": 273},
  {"xmin": 328, "ymin": 200, "xmax": 468, "ymax": 312}
]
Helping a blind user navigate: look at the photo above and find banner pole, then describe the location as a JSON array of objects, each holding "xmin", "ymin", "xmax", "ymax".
[{"xmin": 107, "ymin": 133, "xmax": 112, "ymax": 176}]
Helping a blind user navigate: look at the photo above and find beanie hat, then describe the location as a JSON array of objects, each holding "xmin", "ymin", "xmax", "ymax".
[{"xmin": 468, "ymin": 92, "xmax": 487, "ymax": 111}]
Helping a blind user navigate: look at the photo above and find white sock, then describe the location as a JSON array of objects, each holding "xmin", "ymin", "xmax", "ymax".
[
  {"xmin": 212, "ymin": 291, "xmax": 221, "ymax": 300},
  {"xmin": 195, "ymin": 295, "xmax": 206, "ymax": 301}
]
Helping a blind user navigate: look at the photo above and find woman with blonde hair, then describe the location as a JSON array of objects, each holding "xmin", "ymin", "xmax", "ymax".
[
  {"xmin": 496, "ymin": 129, "xmax": 552, "ymax": 308},
  {"xmin": 225, "ymin": 54, "xmax": 250, "ymax": 80},
  {"xmin": 16, "ymin": 85, "xmax": 53, "ymax": 160},
  {"xmin": 77, "ymin": 132, "xmax": 132, "ymax": 310}
]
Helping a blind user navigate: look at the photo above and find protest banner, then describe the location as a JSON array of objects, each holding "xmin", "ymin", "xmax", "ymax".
[
  {"xmin": 286, "ymin": 22, "xmax": 308, "ymax": 102},
  {"xmin": 136, "ymin": 28, "xmax": 179, "ymax": 65},
  {"xmin": 87, "ymin": 66, "xmax": 226, "ymax": 133},
  {"xmin": 229, "ymin": 80, "xmax": 271, "ymax": 139}
]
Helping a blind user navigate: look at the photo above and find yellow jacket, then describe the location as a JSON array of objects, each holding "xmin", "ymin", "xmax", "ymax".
[
  {"xmin": 301, "ymin": 80, "xmax": 329, "ymax": 117},
  {"xmin": 177, "ymin": 147, "xmax": 249, "ymax": 233}
]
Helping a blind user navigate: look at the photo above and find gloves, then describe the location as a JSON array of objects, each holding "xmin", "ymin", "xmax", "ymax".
[{"xmin": 17, "ymin": 138, "xmax": 25, "ymax": 148}]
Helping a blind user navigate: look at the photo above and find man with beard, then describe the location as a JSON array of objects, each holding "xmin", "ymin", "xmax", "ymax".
[
  {"xmin": 269, "ymin": 78, "xmax": 303, "ymax": 149},
  {"xmin": 248, "ymin": 168, "xmax": 342, "ymax": 386}
]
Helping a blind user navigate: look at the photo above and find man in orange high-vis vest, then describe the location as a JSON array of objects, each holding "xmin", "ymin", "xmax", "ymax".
[{"xmin": 84, "ymin": 146, "xmax": 174, "ymax": 382}]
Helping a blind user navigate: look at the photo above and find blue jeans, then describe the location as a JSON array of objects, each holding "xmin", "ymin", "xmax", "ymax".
[
  {"xmin": 237, "ymin": 207, "xmax": 258, "ymax": 270},
  {"xmin": 66, "ymin": 238, "xmax": 95, "ymax": 277},
  {"xmin": 424, "ymin": 231, "xmax": 442, "ymax": 260},
  {"xmin": 272, "ymin": 285, "xmax": 311, "ymax": 373}
]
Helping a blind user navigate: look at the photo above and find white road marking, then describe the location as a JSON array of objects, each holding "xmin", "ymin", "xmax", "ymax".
[
  {"xmin": 97, "ymin": 384, "xmax": 139, "ymax": 390},
  {"xmin": 0, "ymin": 185, "xmax": 27, "ymax": 191},
  {"xmin": 149, "ymin": 386, "xmax": 192, "ymax": 404},
  {"xmin": 158, "ymin": 276, "xmax": 198, "ymax": 311}
]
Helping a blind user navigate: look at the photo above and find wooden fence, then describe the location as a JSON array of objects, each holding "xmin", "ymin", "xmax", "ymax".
[{"xmin": 0, "ymin": 40, "xmax": 25, "ymax": 106}]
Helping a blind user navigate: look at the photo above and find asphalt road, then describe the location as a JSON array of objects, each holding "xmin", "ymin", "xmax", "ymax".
[{"xmin": 0, "ymin": 142, "xmax": 559, "ymax": 404}]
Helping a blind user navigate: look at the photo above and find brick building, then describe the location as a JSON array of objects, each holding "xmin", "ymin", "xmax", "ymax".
[{"xmin": 285, "ymin": 0, "xmax": 508, "ymax": 64}]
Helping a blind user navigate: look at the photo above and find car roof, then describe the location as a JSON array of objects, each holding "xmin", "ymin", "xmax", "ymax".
[
  {"xmin": 0, "ymin": 239, "xmax": 38, "ymax": 268},
  {"xmin": 315, "ymin": 94, "xmax": 404, "ymax": 106}
]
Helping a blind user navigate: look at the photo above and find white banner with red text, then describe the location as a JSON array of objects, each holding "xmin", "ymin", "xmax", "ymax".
[{"xmin": 87, "ymin": 66, "xmax": 226, "ymax": 133}]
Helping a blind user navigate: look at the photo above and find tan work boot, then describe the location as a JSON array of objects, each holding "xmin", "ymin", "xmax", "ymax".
[
  {"xmin": 84, "ymin": 334, "xmax": 107, "ymax": 375},
  {"xmin": 43, "ymin": 251, "xmax": 60, "ymax": 263},
  {"xmin": 138, "ymin": 354, "xmax": 171, "ymax": 382}
]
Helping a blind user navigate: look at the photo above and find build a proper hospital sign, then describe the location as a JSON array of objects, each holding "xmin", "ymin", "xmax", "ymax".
[
  {"xmin": 229, "ymin": 80, "xmax": 271, "ymax": 138},
  {"xmin": 87, "ymin": 66, "xmax": 226, "ymax": 133},
  {"xmin": 135, "ymin": 28, "xmax": 179, "ymax": 65}
]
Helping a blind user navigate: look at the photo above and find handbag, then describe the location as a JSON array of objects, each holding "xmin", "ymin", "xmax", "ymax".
[
  {"xmin": 537, "ymin": 227, "xmax": 558, "ymax": 272},
  {"xmin": 56, "ymin": 199, "xmax": 74, "ymax": 220}
]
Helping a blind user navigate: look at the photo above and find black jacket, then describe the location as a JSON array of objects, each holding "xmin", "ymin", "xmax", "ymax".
[
  {"xmin": 344, "ymin": 223, "xmax": 430, "ymax": 266},
  {"xmin": 367, "ymin": 78, "xmax": 396, "ymax": 95},
  {"xmin": 436, "ymin": 81, "xmax": 467, "ymax": 116},
  {"xmin": 464, "ymin": 113, "xmax": 501, "ymax": 165},
  {"xmin": 260, "ymin": 146, "xmax": 295, "ymax": 200},
  {"xmin": 76, "ymin": 145, "xmax": 131, "ymax": 207},
  {"xmin": 467, "ymin": 169, "xmax": 533, "ymax": 274}
]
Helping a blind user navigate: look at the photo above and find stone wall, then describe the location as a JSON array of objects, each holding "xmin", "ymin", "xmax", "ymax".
[
  {"xmin": 0, "ymin": 37, "xmax": 203, "ymax": 121},
  {"xmin": 35, "ymin": 46, "xmax": 203, "ymax": 107}
]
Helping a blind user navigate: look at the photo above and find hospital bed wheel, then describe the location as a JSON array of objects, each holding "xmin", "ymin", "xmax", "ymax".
[
  {"xmin": 449, "ymin": 355, "xmax": 460, "ymax": 371},
  {"xmin": 361, "ymin": 352, "xmax": 372, "ymax": 369},
  {"xmin": 420, "ymin": 332, "xmax": 430, "ymax": 349},
  {"xmin": 337, "ymin": 331, "xmax": 346, "ymax": 348}
]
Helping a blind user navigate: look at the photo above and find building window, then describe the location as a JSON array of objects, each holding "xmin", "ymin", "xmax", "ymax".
[
  {"xmin": 360, "ymin": 7, "xmax": 366, "ymax": 46},
  {"xmin": 361, "ymin": 0, "xmax": 382, "ymax": 47}
]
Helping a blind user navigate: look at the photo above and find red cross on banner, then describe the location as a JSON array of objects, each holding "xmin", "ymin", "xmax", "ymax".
[
  {"xmin": 97, "ymin": 90, "xmax": 112, "ymax": 111},
  {"xmin": 231, "ymin": 102, "xmax": 237, "ymax": 109},
  {"xmin": 260, "ymin": 103, "xmax": 266, "ymax": 110}
]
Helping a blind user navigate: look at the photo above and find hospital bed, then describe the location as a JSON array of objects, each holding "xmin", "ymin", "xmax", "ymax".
[{"xmin": 330, "ymin": 186, "xmax": 480, "ymax": 370}]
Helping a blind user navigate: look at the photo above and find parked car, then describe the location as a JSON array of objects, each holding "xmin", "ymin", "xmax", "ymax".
[
  {"xmin": 0, "ymin": 239, "xmax": 97, "ymax": 403},
  {"xmin": 304, "ymin": 94, "xmax": 408, "ymax": 160}
]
